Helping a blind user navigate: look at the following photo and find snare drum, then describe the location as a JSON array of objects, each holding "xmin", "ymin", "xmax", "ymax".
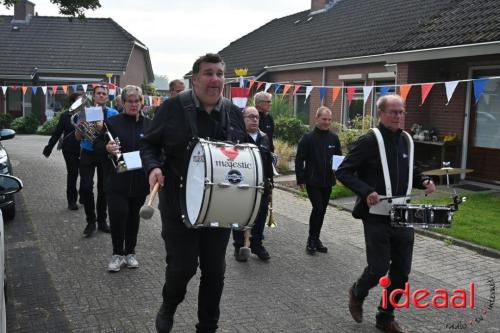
[
  {"xmin": 390, "ymin": 204, "xmax": 453, "ymax": 228},
  {"xmin": 180, "ymin": 139, "xmax": 264, "ymax": 229}
]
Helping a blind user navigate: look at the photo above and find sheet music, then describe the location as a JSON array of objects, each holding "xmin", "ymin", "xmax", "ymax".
[
  {"xmin": 122, "ymin": 151, "xmax": 142, "ymax": 170},
  {"xmin": 332, "ymin": 155, "xmax": 345, "ymax": 171},
  {"xmin": 84, "ymin": 106, "xmax": 103, "ymax": 122}
]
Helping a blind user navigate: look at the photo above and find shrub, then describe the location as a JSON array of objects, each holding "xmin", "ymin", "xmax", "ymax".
[
  {"xmin": 37, "ymin": 111, "xmax": 63, "ymax": 135},
  {"xmin": 11, "ymin": 112, "xmax": 40, "ymax": 134},
  {"xmin": 0, "ymin": 114, "xmax": 13, "ymax": 129},
  {"xmin": 274, "ymin": 116, "xmax": 308, "ymax": 145},
  {"xmin": 332, "ymin": 115, "xmax": 373, "ymax": 151},
  {"xmin": 274, "ymin": 138, "xmax": 296, "ymax": 173}
]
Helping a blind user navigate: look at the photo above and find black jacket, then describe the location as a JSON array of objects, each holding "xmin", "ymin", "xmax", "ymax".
[
  {"xmin": 44, "ymin": 111, "xmax": 80, "ymax": 154},
  {"xmin": 295, "ymin": 127, "xmax": 342, "ymax": 188},
  {"xmin": 335, "ymin": 123, "xmax": 427, "ymax": 219},
  {"xmin": 249, "ymin": 130, "xmax": 273, "ymax": 195},
  {"xmin": 104, "ymin": 113, "xmax": 150, "ymax": 197},
  {"xmin": 258, "ymin": 111, "xmax": 274, "ymax": 152}
]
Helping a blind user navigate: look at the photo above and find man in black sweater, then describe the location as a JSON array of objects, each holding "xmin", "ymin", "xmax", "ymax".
[
  {"xmin": 254, "ymin": 91, "xmax": 275, "ymax": 152},
  {"xmin": 140, "ymin": 53, "xmax": 246, "ymax": 333},
  {"xmin": 295, "ymin": 106, "xmax": 342, "ymax": 255},
  {"xmin": 336, "ymin": 94, "xmax": 435, "ymax": 333}
]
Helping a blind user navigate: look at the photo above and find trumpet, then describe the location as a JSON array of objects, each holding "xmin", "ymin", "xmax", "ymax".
[
  {"xmin": 69, "ymin": 95, "xmax": 102, "ymax": 143},
  {"xmin": 267, "ymin": 191, "xmax": 276, "ymax": 228},
  {"xmin": 104, "ymin": 124, "xmax": 128, "ymax": 173}
]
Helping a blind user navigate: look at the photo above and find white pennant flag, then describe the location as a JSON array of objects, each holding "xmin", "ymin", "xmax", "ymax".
[
  {"xmin": 264, "ymin": 82, "xmax": 272, "ymax": 93},
  {"xmin": 445, "ymin": 81, "xmax": 459, "ymax": 105},
  {"xmin": 1, "ymin": 86, "xmax": 6, "ymax": 95},
  {"xmin": 363, "ymin": 86, "xmax": 373, "ymax": 104},
  {"xmin": 41, "ymin": 86, "xmax": 47, "ymax": 95},
  {"xmin": 82, "ymin": 84, "xmax": 88, "ymax": 93},
  {"xmin": 305, "ymin": 86, "xmax": 314, "ymax": 103}
]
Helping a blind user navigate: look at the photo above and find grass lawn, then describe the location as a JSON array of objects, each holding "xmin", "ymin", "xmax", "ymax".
[
  {"xmin": 298, "ymin": 182, "xmax": 355, "ymax": 200},
  {"xmin": 414, "ymin": 193, "xmax": 500, "ymax": 251}
]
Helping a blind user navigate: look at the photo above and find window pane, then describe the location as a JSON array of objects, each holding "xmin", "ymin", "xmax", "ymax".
[
  {"xmin": 295, "ymin": 94, "xmax": 310, "ymax": 124},
  {"xmin": 474, "ymin": 79, "xmax": 500, "ymax": 149}
]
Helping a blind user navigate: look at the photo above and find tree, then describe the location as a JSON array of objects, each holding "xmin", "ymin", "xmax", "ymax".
[{"xmin": 2, "ymin": 0, "xmax": 101, "ymax": 18}]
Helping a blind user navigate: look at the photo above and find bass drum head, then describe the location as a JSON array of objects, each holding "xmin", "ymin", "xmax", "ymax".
[{"xmin": 185, "ymin": 142, "xmax": 207, "ymax": 225}]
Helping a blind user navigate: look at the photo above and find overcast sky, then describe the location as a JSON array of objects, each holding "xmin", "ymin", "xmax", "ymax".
[{"xmin": 0, "ymin": 0, "xmax": 308, "ymax": 81}]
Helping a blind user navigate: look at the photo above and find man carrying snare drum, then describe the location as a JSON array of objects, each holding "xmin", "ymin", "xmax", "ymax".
[
  {"xmin": 336, "ymin": 94, "xmax": 435, "ymax": 333},
  {"xmin": 140, "ymin": 53, "xmax": 246, "ymax": 333}
]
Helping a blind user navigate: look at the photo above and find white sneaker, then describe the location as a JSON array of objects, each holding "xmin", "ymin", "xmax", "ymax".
[
  {"xmin": 125, "ymin": 254, "xmax": 139, "ymax": 268},
  {"xmin": 108, "ymin": 255, "xmax": 125, "ymax": 272}
]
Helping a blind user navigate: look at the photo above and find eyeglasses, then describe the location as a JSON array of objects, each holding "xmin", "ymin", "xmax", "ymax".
[
  {"xmin": 383, "ymin": 110, "xmax": 406, "ymax": 117},
  {"xmin": 244, "ymin": 115, "xmax": 259, "ymax": 120},
  {"xmin": 260, "ymin": 100, "xmax": 272, "ymax": 104},
  {"xmin": 125, "ymin": 99, "xmax": 141, "ymax": 104}
]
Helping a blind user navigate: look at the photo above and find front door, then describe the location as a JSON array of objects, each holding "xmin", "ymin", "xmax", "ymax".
[{"xmin": 467, "ymin": 69, "xmax": 500, "ymax": 184}]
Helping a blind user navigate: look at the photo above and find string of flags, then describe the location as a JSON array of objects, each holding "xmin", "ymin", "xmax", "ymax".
[{"xmin": 231, "ymin": 76, "xmax": 500, "ymax": 108}]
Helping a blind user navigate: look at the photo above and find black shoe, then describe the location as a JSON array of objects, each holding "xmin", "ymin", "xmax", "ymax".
[
  {"xmin": 234, "ymin": 246, "xmax": 250, "ymax": 262},
  {"xmin": 83, "ymin": 223, "xmax": 96, "ymax": 238},
  {"xmin": 316, "ymin": 238, "xmax": 328, "ymax": 253},
  {"xmin": 68, "ymin": 203, "xmax": 78, "ymax": 211},
  {"xmin": 250, "ymin": 243, "xmax": 270, "ymax": 261},
  {"xmin": 155, "ymin": 303, "xmax": 174, "ymax": 333},
  {"xmin": 375, "ymin": 320, "xmax": 407, "ymax": 333},
  {"xmin": 348, "ymin": 284, "xmax": 363, "ymax": 323},
  {"xmin": 97, "ymin": 221, "xmax": 110, "ymax": 233},
  {"xmin": 306, "ymin": 238, "xmax": 317, "ymax": 255}
]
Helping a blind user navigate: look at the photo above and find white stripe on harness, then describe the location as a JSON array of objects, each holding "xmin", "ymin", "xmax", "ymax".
[{"xmin": 369, "ymin": 128, "xmax": 414, "ymax": 216}]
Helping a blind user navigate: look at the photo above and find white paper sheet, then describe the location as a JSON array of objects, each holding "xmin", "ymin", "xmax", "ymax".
[
  {"xmin": 332, "ymin": 155, "xmax": 345, "ymax": 171},
  {"xmin": 122, "ymin": 151, "xmax": 142, "ymax": 171},
  {"xmin": 84, "ymin": 106, "xmax": 104, "ymax": 122}
]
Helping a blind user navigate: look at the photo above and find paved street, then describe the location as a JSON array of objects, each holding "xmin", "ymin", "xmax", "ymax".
[{"xmin": 3, "ymin": 135, "xmax": 500, "ymax": 333}]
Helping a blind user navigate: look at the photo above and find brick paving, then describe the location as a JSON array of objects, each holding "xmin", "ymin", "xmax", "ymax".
[{"xmin": 3, "ymin": 135, "xmax": 500, "ymax": 333}]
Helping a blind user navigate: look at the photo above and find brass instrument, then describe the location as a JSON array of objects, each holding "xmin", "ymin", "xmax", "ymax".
[
  {"xmin": 69, "ymin": 95, "xmax": 102, "ymax": 143},
  {"xmin": 140, "ymin": 105, "xmax": 157, "ymax": 120},
  {"xmin": 267, "ymin": 192, "xmax": 276, "ymax": 228},
  {"xmin": 104, "ymin": 124, "xmax": 128, "ymax": 173}
]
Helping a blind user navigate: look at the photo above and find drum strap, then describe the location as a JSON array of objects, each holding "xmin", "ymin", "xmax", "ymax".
[{"xmin": 371, "ymin": 128, "xmax": 414, "ymax": 198}]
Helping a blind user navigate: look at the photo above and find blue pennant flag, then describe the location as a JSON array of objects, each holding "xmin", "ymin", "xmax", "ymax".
[
  {"xmin": 380, "ymin": 86, "xmax": 391, "ymax": 97},
  {"xmin": 71, "ymin": 84, "xmax": 78, "ymax": 92},
  {"xmin": 243, "ymin": 79, "xmax": 248, "ymax": 88},
  {"xmin": 31, "ymin": 86, "xmax": 38, "ymax": 94},
  {"xmin": 274, "ymin": 84, "xmax": 282, "ymax": 93},
  {"xmin": 319, "ymin": 87, "xmax": 327, "ymax": 103},
  {"xmin": 473, "ymin": 79, "xmax": 488, "ymax": 104}
]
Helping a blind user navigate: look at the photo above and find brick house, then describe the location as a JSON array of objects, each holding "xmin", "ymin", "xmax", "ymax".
[
  {"xmin": 213, "ymin": 0, "xmax": 500, "ymax": 184},
  {"xmin": 0, "ymin": 0, "xmax": 154, "ymax": 121}
]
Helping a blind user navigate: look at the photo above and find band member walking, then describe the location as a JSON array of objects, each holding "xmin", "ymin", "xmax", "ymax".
[
  {"xmin": 254, "ymin": 92, "xmax": 275, "ymax": 153},
  {"xmin": 141, "ymin": 53, "xmax": 246, "ymax": 333},
  {"xmin": 76, "ymin": 84, "xmax": 118, "ymax": 237},
  {"xmin": 232, "ymin": 106, "xmax": 273, "ymax": 262},
  {"xmin": 43, "ymin": 92, "xmax": 83, "ymax": 210},
  {"xmin": 104, "ymin": 85, "xmax": 150, "ymax": 272},
  {"xmin": 336, "ymin": 94, "xmax": 435, "ymax": 333},
  {"xmin": 295, "ymin": 106, "xmax": 342, "ymax": 255}
]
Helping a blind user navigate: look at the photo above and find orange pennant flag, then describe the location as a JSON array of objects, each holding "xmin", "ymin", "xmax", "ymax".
[
  {"xmin": 248, "ymin": 80, "xmax": 255, "ymax": 90},
  {"xmin": 292, "ymin": 85, "xmax": 301, "ymax": 96},
  {"xmin": 347, "ymin": 87, "xmax": 356, "ymax": 106},
  {"xmin": 332, "ymin": 87, "xmax": 341, "ymax": 104},
  {"xmin": 52, "ymin": 85, "xmax": 58, "ymax": 94},
  {"xmin": 21, "ymin": 86, "xmax": 28, "ymax": 95},
  {"xmin": 399, "ymin": 84, "xmax": 412, "ymax": 103},
  {"xmin": 61, "ymin": 85, "xmax": 69, "ymax": 94},
  {"xmin": 282, "ymin": 84, "xmax": 292, "ymax": 96},
  {"xmin": 420, "ymin": 83, "xmax": 434, "ymax": 106}
]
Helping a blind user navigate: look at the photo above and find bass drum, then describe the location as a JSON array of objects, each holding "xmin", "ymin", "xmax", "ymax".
[{"xmin": 180, "ymin": 138, "xmax": 264, "ymax": 229}]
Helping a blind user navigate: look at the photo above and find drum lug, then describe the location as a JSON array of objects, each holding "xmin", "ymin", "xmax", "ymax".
[
  {"xmin": 217, "ymin": 182, "xmax": 231, "ymax": 188},
  {"xmin": 204, "ymin": 178, "xmax": 214, "ymax": 187}
]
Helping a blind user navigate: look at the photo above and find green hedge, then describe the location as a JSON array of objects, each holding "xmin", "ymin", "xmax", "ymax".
[
  {"xmin": 0, "ymin": 114, "xmax": 13, "ymax": 129},
  {"xmin": 37, "ymin": 111, "xmax": 63, "ymax": 135},
  {"xmin": 11, "ymin": 113, "xmax": 40, "ymax": 134},
  {"xmin": 274, "ymin": 116, "xmax": 308, "ymax": 145}
]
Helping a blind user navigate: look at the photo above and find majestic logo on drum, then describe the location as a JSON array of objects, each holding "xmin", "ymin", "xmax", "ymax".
[
  {"xmin": 226, "ymin": 169, "xmax": 243, "ymax": 184},
  {"xmin": 220, "ymin": 147, "xmax": 239, "ymax": 161}
]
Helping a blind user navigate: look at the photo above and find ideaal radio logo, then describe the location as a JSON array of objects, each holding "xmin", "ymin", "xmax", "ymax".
[{"xmin": 378, "ymin": 276, "xmax": 496, "ymax": 330}]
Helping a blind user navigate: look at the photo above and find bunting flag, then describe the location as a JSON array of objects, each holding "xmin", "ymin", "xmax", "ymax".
[
  {"xmin": 399, "ymin": 84, "xmax": 412, "ymax": 103},
  {"xmin": 61, "ymin": 85, "xmax": 69, "ymax": 94},
  {"xmin": 332, "ymin": 87, "xmax": 341, "ymax": 104},
  {"xmin": 52, "ymin": 85, "xmax": 58, "ymax": 94},
  {"xmin": 420, "ymin": 83, "xmax": 434, "ymax": 106},
  {"xmin": 282, "ymin": 84, "xmax": 292, "ymax": 96},
  {"xmin": 292, "ymin": 85, "xmax": 301, "ymax": 96},
  {"xmin": 380, "ymin": 86, "xmax": 391, "ymax": 97},
  {"xmin": 21, "ymin": 86, "xmax": 28, "ymax": 95},
  {"xmin": 248, "ymin": 80, "xmax": 255, "ymax": 90},
  {"xmin": 31, "ymin": 86, "xmax": 38, "ymax": 94},
  {"xmin": 152, "ymin": 96, "xmax": 162, "ymax": 107},
  {"xmin": 108, "ymin": 83, "xmax": 116, "ymax": 100},
  {"xmin": 256, "ymin": 81, "xmax": 265, "ymax": 91},
  {"xmin": 264, "ymin": 82, "xmax": 272, "ymax": 93},
  {"xmin": 10, "ymin": 85, "xmax": 17, "ymax": 91},
  {"xmin": 305, "ymin": 86, "xmax": 314, "ymax": 103},
  {"xmin": 473, "ymin": 79, "xmax": 489, "ymax": 104},
  {"xmin": 347, "ymin": 87, "xmax": 356, "ymax": 106},
  {"xmin": 41, "ymin": 86, "xmax": 47, "ymax": 95},
  {"xmin": 231, "ymin": 87, "xmax": 250, "ymax": 108},
  {"xmin": 82, "ymin": 84, "xmax": 88, "ymax": 93},
  {"xmin": 71, "ymin": 84, "xmax": 78, "ymax": 92},
  {"xmin": 274, "ymin": 84, "xmax": 282, "ymax": 94},
  {"xmin": 445, "ymin": 81, "xmax": 459, "ymax": 105},
  {"xmin": 319, "ymin": 87, "xmax": 327, "ymax": 104},
  {"xmin": 363, "ymin": 86, "xmax": 373, "ymax": 104},
  {"xmin": 1, "ymin": 86, "xmax": 6, "ymax": 95},
  {"xmin": 91, "ymin": 83, "xmax": 97, "ymax": 89}
]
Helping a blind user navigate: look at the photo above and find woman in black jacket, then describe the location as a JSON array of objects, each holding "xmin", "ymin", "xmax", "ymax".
[
  {"xmin": 104, "ymin": 85, "xmax": 150, "ymax": 272},
  {"xmin": 295, "ymin": 106, "xmax": 342, "ymax": 255}
]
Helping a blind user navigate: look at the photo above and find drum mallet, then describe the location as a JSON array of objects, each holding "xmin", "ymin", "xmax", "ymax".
[
  {"xmin": 140, "ymin": 183, "xmax": 160, "ymax": 219},
  {"xmin": 237, "ymin": 229, "xmax": 251, "ymax": 260}
]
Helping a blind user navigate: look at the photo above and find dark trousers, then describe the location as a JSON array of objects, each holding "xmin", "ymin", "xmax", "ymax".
[
  {"xmin": 353, "ymin": 216, "xmax": 414, "ymax": 322},
  {"xmin": 79, "ymin": 150, "xmax": 107, "ymax": 224},
  {"xmin": 232, "ymin": 194, "xmax": 269, "ymax": 247},
  {"xmin": 107, "ymin": 192, "xmax": 146, "ymax": 255},
  {"xmin": 159, "ymin": 190, "xmax": 230, "ymax": 333},
  {"xmin": 62, "ymin": 150, "xmax": 79, "ymax": 206},
  {"xmin": 306, "ymin": 185, "xmax": 331, "ymax": 239}
]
